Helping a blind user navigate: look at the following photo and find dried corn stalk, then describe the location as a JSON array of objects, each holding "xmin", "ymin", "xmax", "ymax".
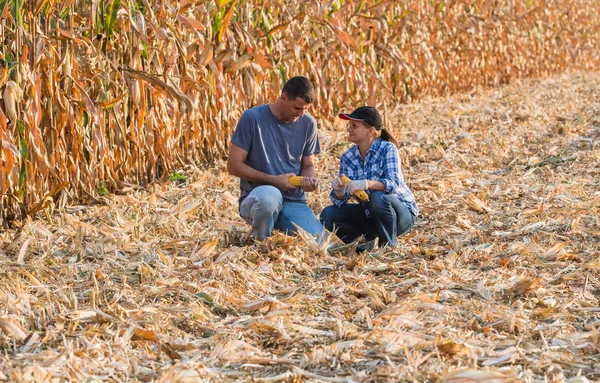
[{"xmin": 0, "ymin": 1, "xmax": 600, "ymax": 220}]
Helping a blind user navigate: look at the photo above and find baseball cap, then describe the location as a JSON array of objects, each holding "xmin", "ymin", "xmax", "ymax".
[{"xmin": 338, "ymin": 106, "xmax": 382, "ymax": 130}]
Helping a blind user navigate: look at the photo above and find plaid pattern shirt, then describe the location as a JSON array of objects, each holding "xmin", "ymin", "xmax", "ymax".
[{"xmin": 330, "ymin": 139, "xmax": 418, "ymax": 217}]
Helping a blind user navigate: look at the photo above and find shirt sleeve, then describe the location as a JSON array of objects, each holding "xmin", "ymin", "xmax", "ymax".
[
  {"xmin": 380, "ymin": 144, "xmax": 401, "ymax": 193},
  {"xmin": 303, "ymin": 120, "xmax": 321, "ymax": 156},
  {"xmin": 231, "ymin": 111, "xmax": 254, "ymax": 152}
]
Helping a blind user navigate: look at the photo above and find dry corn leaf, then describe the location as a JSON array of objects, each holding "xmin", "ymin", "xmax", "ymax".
[
  {"xmin": 481, "ymin": 346, "xmax": 519, "ymax": 366},
  {"xmin": 191, "ymin": 239, "xmax": 219, "ymax": 261},
  {"xmin": 16, "ymin": 238, "xmax": 33, "ymax": 264},
  {"xmin": 0, "ymin": 316, "xmax": 28, "ymax": 341},
  {"xmin": 437, "ymin": 340, "xmax": 470, "ymax": 357},
  {"xmin": 465, "ymin": 193, "xmax": 490, "ymax": 213},
  {"xmin": 539, "ymin": 241, "xmax": 569, "ymax": 261},
  {"xmin": 507, "ymin": 277, "xmax": 537, "ymax": 296},
  {"xmin": 132, "ymin": 328, "xmax": 160, "ymax": 342},
  {"xmin": 441, "ymin": 368, "xmax": 517, "ymax": 383}
]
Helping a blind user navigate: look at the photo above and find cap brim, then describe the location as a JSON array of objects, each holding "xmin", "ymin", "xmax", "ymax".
[{"xmin": 338, "ymin": 113, "xmax": 364, "ymax": 121}]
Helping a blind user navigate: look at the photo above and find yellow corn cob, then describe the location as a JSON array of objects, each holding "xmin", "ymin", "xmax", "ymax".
[
  {"xmin": 340, "ymin": 175, "xmax": 369, "ymax": 201},
  {"xmin": 289, "ymin": 176, "xmax": 303, "ymax": 186},
  {"xmin": 289, "ymin": 176, "xmax": 320, "ymax": 187},
  {"xmin": 289, "ymin": 176, "xmax": 315, "ymax": 187}
]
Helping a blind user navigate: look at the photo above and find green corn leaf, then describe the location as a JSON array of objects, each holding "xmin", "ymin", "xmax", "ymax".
[
  {"xmin": 278, "ymin": 64, "xmax": 286, "ymax": 86},
  {"xmin": 194, "ymin": 292, "xmax": 214, "ymax": 307},
  {"xmin": 11, "ymin": 0, "xmax": 23, "ymax": 26},
  {"xmin": 59, "ymin": 6, "xmax": 69, "ymax": 19},
  {"xmin": 105, "ymin": 0, "xmax": 121, "ymax": 40}
]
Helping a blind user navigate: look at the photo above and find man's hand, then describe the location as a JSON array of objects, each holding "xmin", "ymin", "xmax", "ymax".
[
  {"xmin": 301, "ymin": 176, "xmax": 319, "ymax": 192},
  {"xmin": 332, "ymin": 176, "xmax": 346, "ymax": 198},
  {"xmin": 347, "ymin": 179, "xmax": 369, "ymax": 195},
  {"xmin": 274, "ymin": 173, "xmax": 297, "ymax": 191}
]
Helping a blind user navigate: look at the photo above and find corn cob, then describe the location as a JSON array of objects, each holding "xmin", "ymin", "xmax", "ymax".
[
  {"xmin": 289, "ymin": 175, "xmax": 368, "ymax": 201},
  {"xmin": 288, "ymin": 176, "xmax": 320, "ymax": 187},
  {"xmin": 289, "ymin": 176, "xmax": 310, "ymax": 186},
  {"xmin": 288, "ymin": 176, "xmax": 302, "ymax": 186},
  {"xmin": 340, "ymin": 175, "xmax": 369, "ymax": 201}
]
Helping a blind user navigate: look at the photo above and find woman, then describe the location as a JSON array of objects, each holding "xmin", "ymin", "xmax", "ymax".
[{"xmin": 320, "ymin": 106, "xmax": 418, "ymax": 249}]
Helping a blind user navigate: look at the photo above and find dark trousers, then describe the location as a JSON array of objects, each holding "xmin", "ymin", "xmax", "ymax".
[{"xmin": 320, "ymin": 191, "xmax": 414, "ymax": 247}]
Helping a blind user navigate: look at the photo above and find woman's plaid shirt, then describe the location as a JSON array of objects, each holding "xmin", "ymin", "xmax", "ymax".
[{"xmin": 329, "ymin": 139, "xmax": 418, "ymax": 217}]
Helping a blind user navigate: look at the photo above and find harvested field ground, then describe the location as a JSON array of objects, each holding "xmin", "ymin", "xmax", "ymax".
[{"xmin": 2, "ymin": 71, "xmax": 600, "ymax": 382}]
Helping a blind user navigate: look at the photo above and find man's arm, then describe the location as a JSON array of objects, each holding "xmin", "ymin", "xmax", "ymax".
[
  {"xmin": 299, "ymin": 155, "xmax": 319, "ymax": 192},
  {"xmin": 227, "ymin": 143, "xmax": 295, "ymax": 191}
]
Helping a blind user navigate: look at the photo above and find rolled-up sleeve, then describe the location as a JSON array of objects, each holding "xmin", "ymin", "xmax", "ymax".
[{"xmin": 329, "ymin": 189, "xmax": 348, "ymax": 207}]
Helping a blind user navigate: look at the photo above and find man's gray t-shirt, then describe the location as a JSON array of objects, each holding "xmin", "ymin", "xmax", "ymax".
[{"xmin": 231, "ymin": 104, "xmax": 321, "ymax": 204}]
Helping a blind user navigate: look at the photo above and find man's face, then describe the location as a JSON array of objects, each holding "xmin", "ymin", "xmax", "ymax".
[{"xmin": 280, "ymin": 94, "xmax": 311, "ymax": 122}]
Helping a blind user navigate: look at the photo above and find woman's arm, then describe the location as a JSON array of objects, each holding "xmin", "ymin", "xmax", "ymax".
[
  {"xmin": 376, "ymin": 144, "xmax": 402, "ymax": 193},
  {"xmin": 347, "ymin": 144, "xmax": 401, "ymax": 193},
  {"xmin": 365, "ymin": 180, "xmax": 385, "ymax": 191}
]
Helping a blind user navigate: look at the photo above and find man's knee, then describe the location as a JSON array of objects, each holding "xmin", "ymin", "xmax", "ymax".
[
  {"xmin": 252, "ymin": 186, "xmax": 283, "ymax": 215},
  {"xmin": 241, "ymin": 186, "xmax": 283, "ymax": 223}
]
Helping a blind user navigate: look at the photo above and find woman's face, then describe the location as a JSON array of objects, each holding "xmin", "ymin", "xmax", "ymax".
[{"xmin": 347, "ymin": 120, "xmax": 375, "ymax": 143}]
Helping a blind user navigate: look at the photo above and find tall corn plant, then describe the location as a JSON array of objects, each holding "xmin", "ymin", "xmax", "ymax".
[{"xmin": 1, "ymin": 0, "xmax": 600, "ymax": 226}]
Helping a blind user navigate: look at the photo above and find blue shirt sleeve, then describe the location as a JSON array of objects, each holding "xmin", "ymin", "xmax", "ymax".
[
  {"xmin": 379, "ymin": 144, "xmax": 401, "ymax": 193},
  {"xmin": 303, "ymin": 119, "xmax": 321, "ymax": 156},
  {"xmin": 231, "ymin": 111, "xmax": 254, "ymax": 152}
]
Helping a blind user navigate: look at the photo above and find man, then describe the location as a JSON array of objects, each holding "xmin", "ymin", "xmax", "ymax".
[{"xmin": 227, "ymin": 76, "xmax": 324, "ymax": 241}]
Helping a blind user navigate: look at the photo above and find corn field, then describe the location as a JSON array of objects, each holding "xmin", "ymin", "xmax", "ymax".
[
  {"xmin": 2, "ymin": 71, "xmax": 600, "ymax": 381},
  {"xmin": 1, "ymin": 0, "xmax": 599, "ymax": 224}
]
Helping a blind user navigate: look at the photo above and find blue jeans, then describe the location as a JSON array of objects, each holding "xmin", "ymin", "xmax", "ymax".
[
  {"xmin": 239, "ymin": 185, "xmax": 324, "ymax": 241},
  {"xmin": 320, "ymin": 191, "xmax": 414, "ymax": 247}
]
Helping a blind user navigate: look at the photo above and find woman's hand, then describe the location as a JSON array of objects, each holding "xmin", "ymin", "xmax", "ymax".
[
  {"xmin": 332, "ymin": 176, "xmax": 346, "ymax": 198},
  {"xmin": 347, "ymin": 180, "xmax": 368, "ymax": 195}
]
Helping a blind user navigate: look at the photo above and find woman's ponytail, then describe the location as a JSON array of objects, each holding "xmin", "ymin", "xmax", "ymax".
[{"xmin": 380, "ymin": 127, "xmax": 398, "ymax": 148}]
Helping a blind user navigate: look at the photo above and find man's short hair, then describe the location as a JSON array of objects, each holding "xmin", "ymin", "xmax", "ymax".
[{"xmin": 282, "ymin": 76, "xmax": 315, "ymax": 104}]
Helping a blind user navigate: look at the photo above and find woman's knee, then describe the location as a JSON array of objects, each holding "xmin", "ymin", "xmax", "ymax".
[
  {"xmin": 397, "ymin": 207, "xmax": 415, "ymax": 235},
  {"xmin": 369, "ymin": 191, "xmax": 391, "ymax": 212},
  {"xmin": 319, "ymin": 205, "xmax": 338, "ymax": 230}
]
